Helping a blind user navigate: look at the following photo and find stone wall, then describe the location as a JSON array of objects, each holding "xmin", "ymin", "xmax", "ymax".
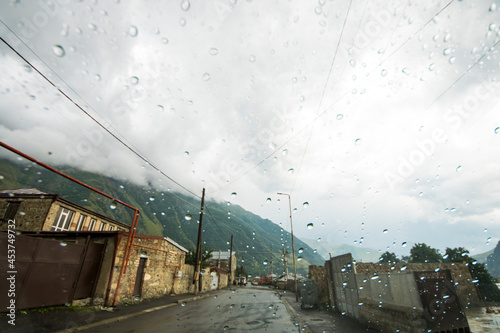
[
  {"xmin": 109, "ymin": 234, "xmax": 194, "ymax": 305},
  {"xmin": 0, "ymin": 196, "xmax": 53, "ymax": 231},
  {"xmin": 309, "ymin": 265, "xmax": 329, "ymax": 307}
]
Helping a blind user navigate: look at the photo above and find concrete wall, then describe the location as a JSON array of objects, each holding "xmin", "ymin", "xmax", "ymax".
[
  {"xmin": 328, "ymin": 253, "xmax": 359, "ymax": 318},
  {"xmin": 356, "ymin": 262, "xmax": 482, "ymax": 307}
]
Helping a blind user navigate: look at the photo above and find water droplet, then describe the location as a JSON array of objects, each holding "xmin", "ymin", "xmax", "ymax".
[
  {"xmin": 354, "ymin": 138, "xmax": 362, "ymax": 146},
  {"xmin": 130, "ymin": 76, "xmax": 139, "ymax": 85},
  {"xmin": 128, "ymin": 25, "xmax": 138, "ymax": 37},
  {"xmin": 59, "ymin": 241, "xmax": 67, "ymax": 247},
  {"xmin": 263, "ymin": 260, "xmax": 268, "ymax": 266},
  {"xmin": 180, "ymin": 0, "xmax": 190, "ymax": 11},
  {"xmin": 209, "ymin": 48, "xmax": 219, "ymax": 56},
  {"xmin": 288, "ymin": 168, "xmax": 295, "ymax": 175},
  {"xmin": 442, "ymin": 254, "xmax": 449, "ymax": 259},
  {"xmin": 381, "ymin": 69, "xmax": 388, "ymax": 77},
  {"xmin": 161, "ymin": 211, "xmax": 166, "ymax": 216},
  {"xmin": 161, "ymin": 38, "xmax": 169, "ymax": 44},
  {"xmin": 231, "ymin": 192, "xmax": 237, "ymax": 197},
  {"xmin": 494, "ymin": 127, "xmax": 499, "ymax": 134},
  {"xmin": 317, "ymin": 237, "xmax": 321, "ymax": 242},
  {"xmin": 184, "ymin": 214, "xmax": 192, "ymax": 221},
  {"xmin": 266, "ymin": 198, "xmax": 272, "ymax": 203},
  {"xmin": 490, "ymin": 4, "xmax": 497, "ymax": 12},
  {"xmin": 337, "ymin": 114, "xmax": 344, "ymax": 120},
  {"xmin": 307, "ymin": 223, "xmax": 314, "ymax": 230},
  {"xmin": 249, "ymin": 55, "xmax": 256, "ymax": 62},
  {"xmin": 402, "ymin": 67, "xmax": 410, "ymax": 75},
  {"xmin": 349, "ymin": 59, "xmax": 356, "ymax": 67},
  {"xmin": 402, "ymin": 242, "xmax": 407, "ymax": 247},
  {"xmin": 443, "ymin": 48, "xmax": 451, "ymax": 56},
  {"xmin": 298, "ymin": 248, "xmax": 304, "ymax": 254},
  {"xmin": 180, "ymin": 301, "xmax": 186, "ymax": 307},
  {"xmin": 202, "ymin": 73, "xmax": 211, "ymax": 81},
  {"xmin": 303, "ymin": 202, "xmax": 309, "ymax": 208},
  {"xmin": 382, "ymin": 229, "xmax": 388, "ymax": 233},
  {"xmin": 157, "ymin": 105, "xmax": 164, "ymax": 112},
  {"xmin": 149, "ymin": 196, "xmax": 155, "ymax": 201},
  {"xmin": 53, "ymin": 45, "xmax": 65, "ymax": 57},
  {"xmin": 371, "ymin": 275, "xmax": 379, "ymax": 280},
  {"xmin": 400, "ymin": 265, "xmax": 407, "ymax": 271},
  {"xmin": 429, "ymin": 63, "xmax": 436, "ymax": 71},
  {"xmin": 456, "ymin": 165, "xmax": 462, "ymax": 172},
  {"xmin": 110, "ymin": 202, "xmax": 117, "ymax": 210},
  {"xmin": 282, "ymin": 149, "xmax": 288, "ymax": 155},
  {"xmin": 179, "ymin": 18, "xmax": 187, "ymax": 27},
  {"xmin": 489, "ymin": 23, "xmax": 497, "ymax": 31},
  {"xmin": 184, "ymin": 151, "xmax": 189, "ymax": 157}
]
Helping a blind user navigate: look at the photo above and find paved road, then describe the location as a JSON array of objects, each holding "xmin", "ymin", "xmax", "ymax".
[{"xmin": 80, "ymin": 287, "xmax": 298, "ymax": 333}]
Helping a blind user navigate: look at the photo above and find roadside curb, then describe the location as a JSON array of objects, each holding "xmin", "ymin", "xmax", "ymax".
[
  {"xmin": 54, "ymin": 290, "xmax": 229, "ymax": 333},
  {"xmin": 278, "ymin": 291, "xmax": 312, "ymax": 333}
]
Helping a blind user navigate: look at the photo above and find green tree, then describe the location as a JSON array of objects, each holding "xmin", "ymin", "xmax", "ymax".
[
  {"xmin": 409, "ymin": 243, "xmax": 442, "ymax": 263},
  {"xmin": 379, "ymin": 251, "xmax": 400, "ymax": 264},
  {"xmin": 185, "ymin": 247, "xmax": 213, "ymax": 268}
]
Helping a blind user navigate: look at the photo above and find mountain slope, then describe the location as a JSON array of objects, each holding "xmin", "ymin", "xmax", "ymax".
[{"xmin": 0, "ymin": 157, "xmax": 324, "ymax": 276}]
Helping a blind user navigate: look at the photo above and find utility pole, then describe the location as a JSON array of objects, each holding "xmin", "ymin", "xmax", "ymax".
[
  {"xmin": 269, "ymin": 245, "xmax": 273, "ymax": 284},
  {"xmin": 229, "ymin": 234, "xmax": 233, "ymax": 284},
  {"xmin": 277, "ymin": 192, "xmax": 298, "ymax": 302},
  {"xmin": 193, "ymin": 188, "xmax": 205, "ymax": 294}
]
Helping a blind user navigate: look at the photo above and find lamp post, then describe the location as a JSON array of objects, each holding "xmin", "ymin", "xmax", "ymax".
[{"xmin": 277, "ymin": 192, "xmax": 298, "ymax": 302}]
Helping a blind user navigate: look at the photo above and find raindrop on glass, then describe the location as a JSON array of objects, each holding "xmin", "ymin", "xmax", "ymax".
[
  {"xmin": 184, "ymin": 214, "xmax": 192, "ymax": 221},
  {"xmin": 307, "ymin": 223, "xmax": 314, "ymax": 230},
  {"xmin": 298, "ymin": 248, "xmax": 304, "ymax": 254},
  {"xmin": 337, "ymin": 114, "xmax": 343, "ymax": 120},
  {"xmin": 149, "ymin": 196, "xmax": 155, "ymax": 201},
  {"xmin": 231, "ymin": 192, "xmax": 237, "ymax": 197},
  {"xmin": 110, "ymin": 202, "xmax": 117, "ymax": 210},
  {"xmin": 382, "ymin": 229, "xmax": 388, "ymax": 233},
  {"xmin": 381, "ymin": 69, "xmax": 388, "ymax": 77},
  {"xmin": 263, "ymin": 260, "xmax": 268, "ymax": 266},
  {"xmin": 130, "ymin": 76, "xmax": 139, "ymax": 85},
  {"xmin": 180, "ymin": 0, "xmax": 190, "ymax": 11},
  {"xmin": 402, "ymin": 242, "xmax": 407, "ymax": 247},
  {"xmin": 249, "ymin": 55, "xmax": 256, "ymax": 62},
  {"xmin": 128, "ymin": 25, "xmax": 138, "ymax": 37},
  {"xmin": 53, "ymin": 45, "xmax": 65, "ymax": 57},
  {"xmin": 266, "ymin": 198, "xmax": 272, "ymax": 203},
  {"xmin": 354, "ymin": 138, "xmax": 362, "ymax": 146},
  {"xmin": 494, "ymin": 127, "xmax": 499, "ymax": 134},
  {"xmin": 303, "ymin": 202, "xmax": 309, "ymax": 208},
  {"xmin": 202, "ymin": 73, "xmax": 211, "ymax": 81},
  {"xmin": 288, "ymin": 168, "xmax": 295, "ymax": 175},
  {"xmin": 456, "ymin": 165, "xmax": 462, "ymax": 172},
  {"xmin": 209, "ymin": 48, "xmax": 219, "ymax": 56}
]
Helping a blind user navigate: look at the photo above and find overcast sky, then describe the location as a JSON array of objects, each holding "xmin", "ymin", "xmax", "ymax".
[{"xmin": 1, "ymin": 0, "xmax": 499, "ymax": 258}]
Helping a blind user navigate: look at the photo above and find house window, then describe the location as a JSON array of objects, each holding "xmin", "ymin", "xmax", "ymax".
[
  {"xmin": 75, "ymin": 214, "xmax": 86, "ymax": 231},
  {"xmin": 88, "ymin": 218, "xmax": 97, "ymax": 231},
  {"xmin": 2, "ymin": 201, "xmax": 21, "ymax": 223},
  {"xmin": 98, "ymin": 222, "xmax": 107, "ymax": 231},
  {"xmin": 109, "ymin": 225, "xmax": 115, "ymax": 231},
  {"xmin": 52, "ymin": 207, "xmax": 75, "ymax": 231}
]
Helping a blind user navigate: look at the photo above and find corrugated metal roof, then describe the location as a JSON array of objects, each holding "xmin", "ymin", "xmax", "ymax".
[{"xmin": 0, "ymin": 188, "xmax": 48, "ymax": 195}]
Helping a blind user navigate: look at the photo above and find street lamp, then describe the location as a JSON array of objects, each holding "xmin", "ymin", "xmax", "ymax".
[{"xmin": 277, "ymin": 192, "xmax": 299, "ymax": 302}]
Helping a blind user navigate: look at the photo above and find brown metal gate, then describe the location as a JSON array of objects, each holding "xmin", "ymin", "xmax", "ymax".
[
  {"xmin": 0, "ymin": 232, "xmax": 105, "ymax": 310},
  {"xmin": 415, "ymin": 270, "xmax": 470, "ymax": 333}
]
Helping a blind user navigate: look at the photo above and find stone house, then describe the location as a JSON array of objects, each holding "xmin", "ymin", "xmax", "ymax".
[
  {"xmin": 0, "ymin": 188, "xmax": 129, "ymax": 232},
  {"xmin": 211, "ymin": 251, "xmax": 237, "ymax": 284},
  {"xmin": 0, "ymin": 188, "xmax": 214, "ymax": 309}
]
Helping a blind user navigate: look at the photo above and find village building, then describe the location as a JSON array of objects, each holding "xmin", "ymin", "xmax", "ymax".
[
  {"xmin": 211, "ymin": 251, "xmax": 237, "ymax": 284},
  {"xmin": 0, "ymin": 188, "xmax": 129, "ymax": 232},
  {"xmin": 0, "ymin": 188, "xmax": 223, "ymax": 311}
]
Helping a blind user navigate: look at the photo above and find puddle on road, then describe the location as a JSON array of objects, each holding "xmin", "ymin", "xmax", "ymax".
[{"xmin": 466, "ymin": 307, "xmax": 500, "ymax": 333}]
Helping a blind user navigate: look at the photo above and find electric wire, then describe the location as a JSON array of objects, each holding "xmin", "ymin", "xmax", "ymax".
[{"xmin": 0, "ymin": 33, "xmax": 200, "ymax": 200}]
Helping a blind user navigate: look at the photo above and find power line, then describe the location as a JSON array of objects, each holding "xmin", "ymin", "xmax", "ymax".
[{"xmin": 0, "ymin": 32, "xmax": 200, "ymax": 200}]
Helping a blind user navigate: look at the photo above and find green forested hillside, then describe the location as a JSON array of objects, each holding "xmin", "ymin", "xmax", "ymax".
[{"xmin": 0, "ymin": 158, "xmax": 324, "ymax": 276}]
